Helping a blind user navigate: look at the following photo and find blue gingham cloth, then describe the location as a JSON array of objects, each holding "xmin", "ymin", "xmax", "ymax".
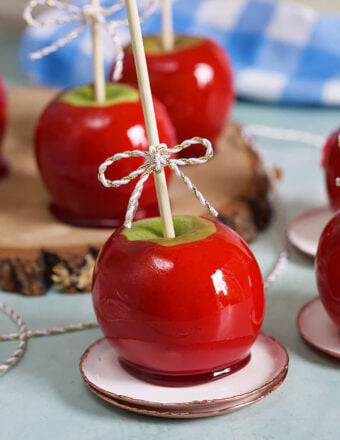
[{"xmin": 20, "ymin": 0, "xmax": 340, "ymax": 106}]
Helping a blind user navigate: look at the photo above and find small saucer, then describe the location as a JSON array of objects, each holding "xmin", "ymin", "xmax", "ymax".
[
  {"xmin": 297, "ymin": 297, "xmax": 340, "ymax": 358},
  {"xmin": 287, "ymin": 207, "xmax": 333, "ymax": 258},
  {"xmin": 79, "ymin": 333, "xmax": 289, "ymax": 418}
]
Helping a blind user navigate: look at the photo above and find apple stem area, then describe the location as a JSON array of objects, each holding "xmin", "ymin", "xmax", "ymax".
[
  {"xmin": 125, "ymin": 0, "xmax": 175, "ymax": 239},
  {"xmin": 161, "ymin": 0, "xmax": 174, "ymax": 51},
  {"xmin": 91, "ymin": 0, "xmax": 106, "ymax": 102}
]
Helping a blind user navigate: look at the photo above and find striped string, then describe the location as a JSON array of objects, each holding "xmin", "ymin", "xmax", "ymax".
[
  {"xmin": 246, "ymin": 126, "xmax": 338, "ymax": 236},
  {"xmin": 98, "ymin": 137, "xmax": 219, "ymax": 228},
  {"xmin": 245, "ymin": 125, "xmax": 325, "ymax": 148},
  {"xmin": 0, "ymin": 303, "xmax": 28, "ymax": 375},
  {"xmin": 242, "ymin": 130, "xmax": 289, "ymax": 289},
  {"xmin": 23, "ymin": 0, "xmax": 156, "ymax": 81},
  {"xmin": 0, "ymin": 321, "xmax": 97, "ymax": 341}
]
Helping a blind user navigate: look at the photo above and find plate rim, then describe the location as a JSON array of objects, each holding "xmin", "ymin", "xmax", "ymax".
[
  {"xmin": 84, "ymin": 368, "xmax": 288, "ymax": 419},
  {"xmin": 79, "ymin": 333, "xmax": 289, "ymax": 410},
  {"xmin": 296, "ymin": 297, "xmax": 340, "ymax": 359},
  {"xmin": 287, "ymin": 206, "xmax": 332, "ymax": 259}
]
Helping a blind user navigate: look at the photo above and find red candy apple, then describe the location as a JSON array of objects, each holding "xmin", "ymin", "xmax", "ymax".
[
  {"xmin": 316, "ymin": 212, "xmax": 340, "ymax": 329},
  {"xmin": 115, "ymin": 35, "xmax": 234, "ymax": 157},
  {"xmin": 92, "ymin": 215, "xmax": 265, "ymax": 385},
  {"xmin": 35, "ymin": 83, "xmax": 176, "ymax": 227},
  {"xmin": 322, "ymin": 128, "xmax": 340, "ymax": 211},
  {"xmin": 0, "ymin": 75, "xmax": 8, "ymax": 177}
]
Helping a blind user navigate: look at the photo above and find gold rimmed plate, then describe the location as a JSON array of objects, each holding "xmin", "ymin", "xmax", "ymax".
[
  {"xmin": 79, "ymin": 333, "xmax": 289, "ymax": 417},
  {"xmin": 287, "ymin": 206, "xmax": 332, "ymax": 258},
  {"xmin": 297, "ymin": 297, "xmax": 340, "ymax": 358}
]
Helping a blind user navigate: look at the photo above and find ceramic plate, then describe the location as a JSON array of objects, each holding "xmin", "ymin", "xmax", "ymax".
[
  {"xmin": 297, "ymin": 297, "xmax": 340, "ymax": 358},
  {"xmin": 287, "ymin": 207, "xmax": 333, "ymax": 258},
  {"xmin": 80, "ymin": 333, "xmax": 289, "ymax": 415}
]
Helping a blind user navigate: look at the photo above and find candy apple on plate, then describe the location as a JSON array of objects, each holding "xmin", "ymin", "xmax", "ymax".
[
  {"xmin": 115, "ymin": 35, "xmax": 234, "ymax": 157},
  {"xmin": 322, "ymin": 127, "xmax": 340, "ymax": 211},
  {"xmin": 0, "ymin": 75, "xmax": 8, "ymax": 177},
  {"xmin": 316, "ymin": 211, "xmax": 340, "ymax": 329},
  {"xmin": 35, "ymin": 83, "xmax": 176, "ymax": 227},
  {"xmin": 92, "ymin": 215, "xmax": 265, "ymax": 386}
]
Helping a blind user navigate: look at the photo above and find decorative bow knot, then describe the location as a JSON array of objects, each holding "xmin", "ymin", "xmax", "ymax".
[
  {"xmin": 98, "ymin": 137, "xmax": 219, "ymax": 228},
  {"xmin": 23, "ymin": 0, "xmax": 156, "ymax": 81},
  {"xmin": 81, "ymin": 4, "xmax": 107, "ymax": 24}
]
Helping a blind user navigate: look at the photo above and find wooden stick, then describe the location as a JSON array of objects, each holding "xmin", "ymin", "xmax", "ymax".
[
  {"xmin": 91, "ymin": 0, "xmax": 106, "ymax": 102},
  {"xmin": 125, "ymin": 0, "xmax": 175, "ymax": 239},
  {"xmin": 161, "ymin": 0, "xmax": 174, "ymax": 51}
]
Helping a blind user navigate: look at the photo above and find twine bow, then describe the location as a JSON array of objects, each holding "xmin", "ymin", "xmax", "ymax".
[
  {"xmin": 98, "ymin": 137, "xmax": 219, "ymax": 228},
  {"xmin": 23, "ymin": 0, "xmax": 156, "ymax": 81}
]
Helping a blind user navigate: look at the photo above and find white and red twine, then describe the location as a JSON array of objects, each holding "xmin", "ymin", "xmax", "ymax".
[{"xmin": 23, "ymin": 0, "xmax": 157, "ymax": 81}]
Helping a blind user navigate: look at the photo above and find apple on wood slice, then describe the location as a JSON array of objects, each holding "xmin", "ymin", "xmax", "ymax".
[
  {"xmin": 322, "ymin": 128, "xmax": 340, "ymax": 212},
  {"xmin": 114, "ymin": 35, "xmax": 234, "ymax": 158},
  {"xmin": 35, "ymin": 83, "xmax": 176, "ymax": 227},
  {"xmin": 0, "ymin": 75, "xmax": 8, "ymax": 177},
  {"xmin": 92, "ymin": 215, "xmax": 265, "ymax": 386},
  {"xmin": 316, "ymin": 212, "xmax": 340, "ymax": 329}
]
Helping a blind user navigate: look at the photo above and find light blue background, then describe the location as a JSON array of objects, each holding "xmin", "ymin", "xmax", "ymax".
[{"xmin": 0, "ymin": 32, "xmax": 339, "ymax": 439}]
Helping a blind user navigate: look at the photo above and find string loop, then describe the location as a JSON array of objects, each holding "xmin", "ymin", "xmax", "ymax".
[
  {"xmin": 98, "ymin": 137, "xmax": 218, "ymax": 228},
  {"xmin": 23, "ymin": 0, "xmax": 156, "ymax": 80}
]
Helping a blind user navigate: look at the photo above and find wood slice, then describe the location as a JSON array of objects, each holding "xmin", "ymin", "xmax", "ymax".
[{"xmin": 0, "ymin": 87, "xmax": 272, "ymax": 296}]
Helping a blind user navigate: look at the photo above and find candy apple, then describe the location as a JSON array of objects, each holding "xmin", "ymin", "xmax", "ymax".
[
  {"xmin": 316, "ymin": 211, "xmax": 340, "ymax": 329},
  {"xmin": 92, "ymin": 215, "xmax": 265, "ymax": 385},
  {"xmin": 35, "ymin": 83, "xmax": 176, "ymax": 227},
  {"xmin": 322, "ymin": 128, "xmax": 340, "ymax": 211},
  {"xmin": 115, "ymin": 35, "xmax": 234, "ymax": 157},
  {"xmin": 0, "ymin": 75, "xmax": 8, "ymax": 177}
]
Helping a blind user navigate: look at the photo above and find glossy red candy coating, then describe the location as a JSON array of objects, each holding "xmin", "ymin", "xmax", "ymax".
[
  {"xmin": 117, "ymin": 36, "xmax": 234, "ymax": 157},
  {"xmin": 322, "ymin": 128, "xmax": 340, "ymax": 211},
  {"xmin": 316, "ymin": 212, "xmax": 340, "ymax": 329},
  {"xmin": 0, "ymin": 76, "xmax": 8, "ymax": 177},
  {"xmin": 92, "ymin": 218, "xmax": 265, "ymax": 381},
  {"xmin": 35, "ymin": 86, "xmax": 176, "ymax": 227}
]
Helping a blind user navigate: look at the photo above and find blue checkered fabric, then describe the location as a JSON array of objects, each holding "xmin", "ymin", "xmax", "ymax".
[{"xmin": 20, "ymin": 0, "xmax": 340, "ymax": 106}]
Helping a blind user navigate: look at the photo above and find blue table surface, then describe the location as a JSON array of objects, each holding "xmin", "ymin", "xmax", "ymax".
[{"xmin": 0, "ymin": 33, "xmax": 339, "ymax": 440}]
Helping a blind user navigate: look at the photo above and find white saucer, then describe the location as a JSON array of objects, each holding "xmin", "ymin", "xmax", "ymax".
[
  {"xmin": 297, "ymin": 297, "xmax": 340, "ymax": 358},
  {"xmin": 79, "ymin": 333, "xmax": 289, "ymax": 418},
  {"xmin": 287, "ymin": 207, "xmax": 333, "ymax": 258}
]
